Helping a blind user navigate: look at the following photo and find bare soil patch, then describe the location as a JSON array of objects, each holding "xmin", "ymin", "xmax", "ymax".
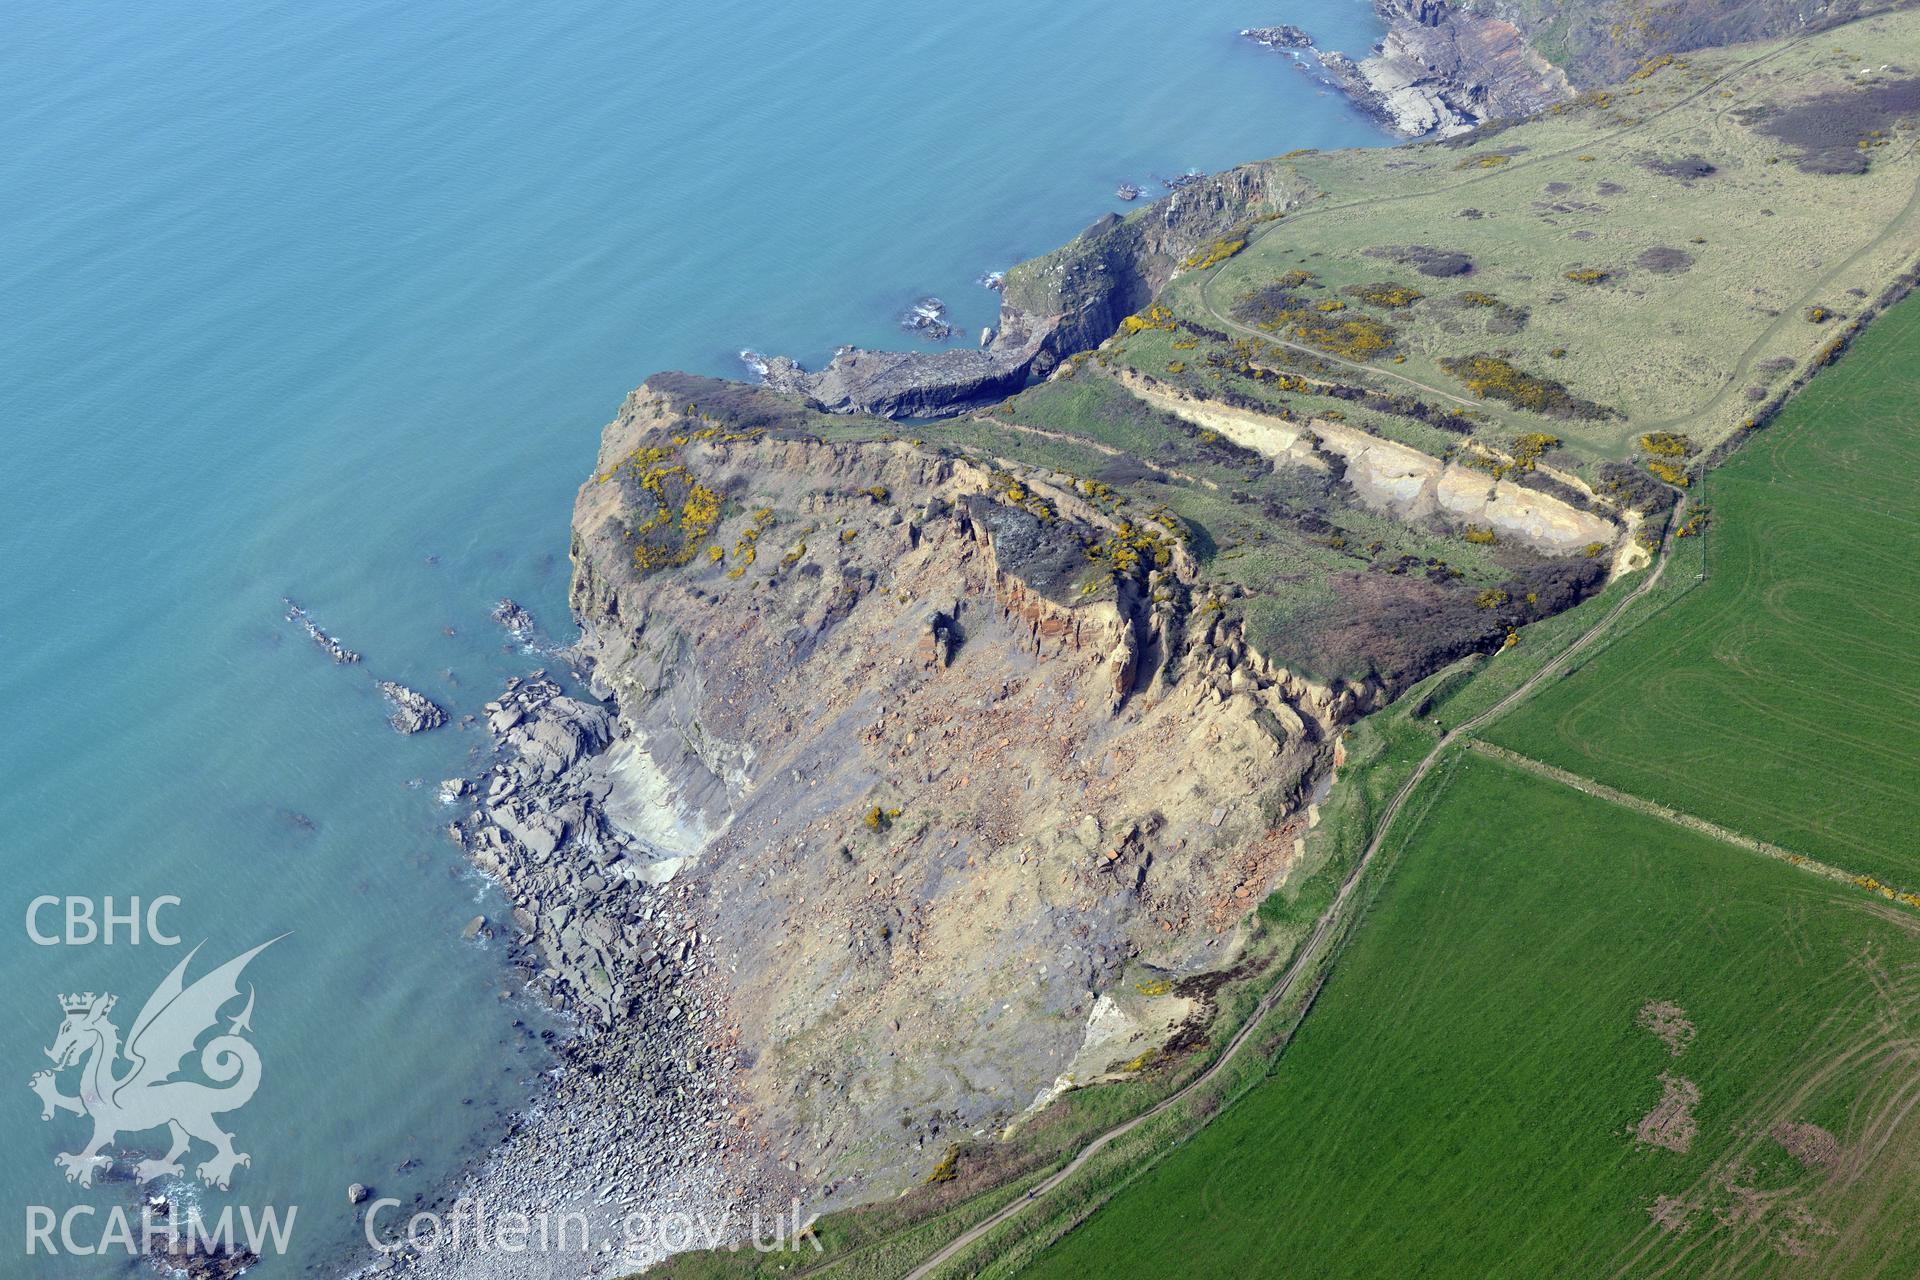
[
  {"xmin": 1771, "ymin": 1119, "xmax": 1842, "ymax": 1169},
  {"xmin": 1637, "ymin": 1072, "xmax": 1701, "ymax": 1153},
  {"xmin": 1636, "ymin": 999, "xmax": 1697, "ymax": 1056}
]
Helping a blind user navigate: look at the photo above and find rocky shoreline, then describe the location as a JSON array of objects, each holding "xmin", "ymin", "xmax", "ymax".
[
  {"xmin": 357, "ymin": 656, "xmax": 785, "ymax": 1275},
  {"xmin": 747, "ymin": 340, "xmax": 1042, "ymax": 419},
  {"xmin": 283, "ymin": 590, "xmax": 787, "ymax": 1277},
  {"xmin": 1243, "ymin": 0, "xmax": 1571, "ymax": 139}
]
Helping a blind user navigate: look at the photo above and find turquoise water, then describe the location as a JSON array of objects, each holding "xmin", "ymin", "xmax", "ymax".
[{"xmin": 0, "ymin": 0, "xmax": 1386, "ymax": 1271}]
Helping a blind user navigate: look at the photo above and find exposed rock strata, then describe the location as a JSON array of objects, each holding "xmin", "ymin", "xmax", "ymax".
[
  {"xmin": 1249, "ymin": 1, "xmax": 1572, "ymax": 138},
  {"xmin": 1118, "ymin": 372, "xmax": 1622, "ymax": 556},
  {"xmin": 561, "ymin": 377, "xmax": 1368, "ymax": 1204}
]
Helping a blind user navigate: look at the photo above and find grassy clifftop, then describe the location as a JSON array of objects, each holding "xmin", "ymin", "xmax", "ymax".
[{"xmin": 1133, "ymin": 16, "xmax": 1920, "ymax": 467}]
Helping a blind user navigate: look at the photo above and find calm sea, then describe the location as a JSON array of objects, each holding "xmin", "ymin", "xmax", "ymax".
[{"xmin": 0, "ymin": 0, "xmax": 1386, "ymax": 1271}]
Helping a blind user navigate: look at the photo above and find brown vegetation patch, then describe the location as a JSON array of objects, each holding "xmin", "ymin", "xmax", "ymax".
[
  {"xmin": 1290, "ymin": 556, "xmax": 1602, "ymax": 696},
  {"xmin": 1637, "ymin": 1072, "xmax": 1701, "ymax": 1153},
  {"xmin": 1344, "ymin": 281, "xmax": 1426, "ymax": 309},
  {"xmin": 1232, "ymin": 285, "xmax": 1402, "ymax": 361},
  {"xmin": 1449, "ymin": 291, "xmax": 1529, "ymax": 334},
  {"xmin": 1365, "ymin": 244, "xmax": 1475, "ymax": 277},
  {"xmin": 1770, "ymin": 1120, "xmax": 1842, "ymax": 1170},
  {"xmin": 1636, "ymin": 999, "xmax": 1696, "ymax": 1056},
  {"xmin": 1598, "ymin": 460, "xmax": 1679, "ymax": 514},
  {"xmin": 1636, "ymin": 246, "xmax": 1695, "ymax": 275},
  {"xmin": 1644, "ymin": 153, "xmax": 1719, "ymax": 182},
  {"xmin": 1757, "ymin": 76, "xmax": 1920, "ymax": 174}
]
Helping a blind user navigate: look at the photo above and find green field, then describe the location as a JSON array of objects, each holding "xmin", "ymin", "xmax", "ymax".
[
  {"xmin": 1485, "ymin": 293, "xmax": 1920, "ymax": 887},
  {"xmin": 1020, "ymin": 754, "xmax": 1920, "ymax": 1279}
]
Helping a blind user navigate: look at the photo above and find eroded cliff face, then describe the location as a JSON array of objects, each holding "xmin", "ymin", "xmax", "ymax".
[
  {"xmin": 1357, "ymin": 8, "xmax": 1574, "ymax": 136},
  {"xmin": 1294, "ymin": 0, "xmax": 1572, "ymax": 137},
  {"xmin": 566, "ymin": 375, "xmax": 1369, "ymax": 1204},
  {"xmin": 1116, "ymin": 371, "xmax": 1623, "ymax": 556}
]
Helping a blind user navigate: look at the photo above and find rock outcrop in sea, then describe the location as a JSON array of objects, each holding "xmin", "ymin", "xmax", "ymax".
[
  {"xmin": 284, "ymin": 599, "xmax": 359, "ymax": 664},
  {"xmin": 1239, "ymin": 24, "xmax": 1313, "ymax": 51},
  {"xmin": 379, "ymin": 681, "xmax": 447, "ymax": 734},
  {"xmin": 901, "ymin": 296, "xmax": 954, "ymax": 342}
]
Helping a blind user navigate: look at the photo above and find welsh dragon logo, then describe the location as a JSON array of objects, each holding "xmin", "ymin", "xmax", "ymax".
[{"xmin": 29, "ymin": 938, "xmax": 281, "ymax": 1190}]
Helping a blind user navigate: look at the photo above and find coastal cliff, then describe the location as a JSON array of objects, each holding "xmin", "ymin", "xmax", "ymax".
[
  {"xmin": 1346, "ymin": 3, "xmax": 1574, "ymax": 137},
  {"xmin": 421, "ymin": 3, "xmax": 1920, "ymax": 1267},
  {"xmin": 554, "ymin": 374, "xmax": 1365, "ymax": 1202}
]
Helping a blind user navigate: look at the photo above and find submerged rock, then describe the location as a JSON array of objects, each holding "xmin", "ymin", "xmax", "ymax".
[
  {"xmin": 900, "ymin": 296, "xmax": 953, "ymax": 342},
  {"xmin": 283, "ymin": 598, "xmax": 359, "ymax": 664}
]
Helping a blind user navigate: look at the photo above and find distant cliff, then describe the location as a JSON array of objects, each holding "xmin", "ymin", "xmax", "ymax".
[
  {"xmin": 1472, "ymin": 0, "xmax": 1920, "ymax": 84},
  {"xmin": 1243, "ymin": 0, "xmax": 1572, "ymax": 138},
  {"xmin": 1249, "ymin": 0, "xmax": 1919, "ymax": 140}
]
